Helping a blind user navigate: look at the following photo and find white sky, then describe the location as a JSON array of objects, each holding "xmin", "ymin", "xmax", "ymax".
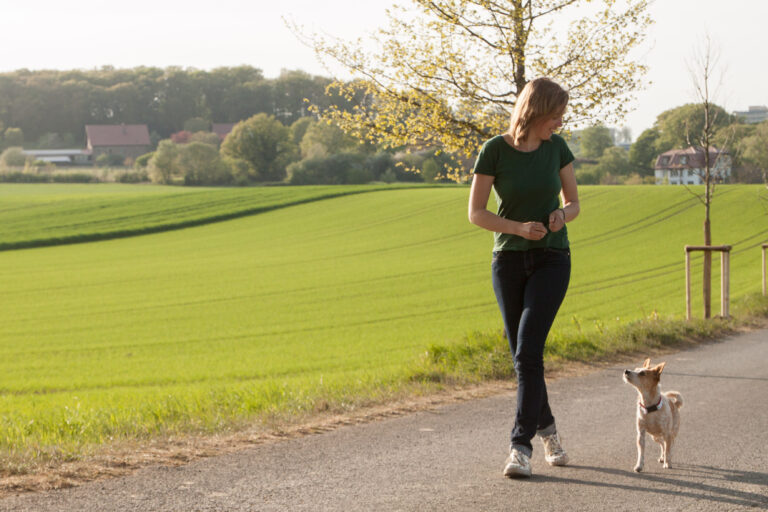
[{"xmin": 1, "ymin": 0, "xmax": 766, "ymax": 140}]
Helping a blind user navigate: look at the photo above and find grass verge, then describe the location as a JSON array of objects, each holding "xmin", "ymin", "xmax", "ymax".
[{"xmin": 411, "ymin": 293, "xmax": 768, "ymax": 385}]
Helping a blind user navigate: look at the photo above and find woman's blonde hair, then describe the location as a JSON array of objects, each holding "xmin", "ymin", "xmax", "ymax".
[{"xmin": 508, "ymin": 78, "xmax": 569, "ymax": 145}]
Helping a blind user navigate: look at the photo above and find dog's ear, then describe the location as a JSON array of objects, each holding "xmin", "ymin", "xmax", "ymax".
[
  {"xmin": 643, "ymin": 358, "xmax": 651, "ymax": 369},
  {"xmin": 652, "ymin": 362, "xmax": 666, "ymax": 375}
]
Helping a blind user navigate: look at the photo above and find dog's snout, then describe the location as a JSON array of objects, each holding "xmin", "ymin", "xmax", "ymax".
[{"xmin": 624, "ymin": 369, "xmax": 630, "ymax": 375}]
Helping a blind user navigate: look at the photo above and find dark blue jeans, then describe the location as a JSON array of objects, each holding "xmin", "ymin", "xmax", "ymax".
[{"xmin": 491, "ymin": 248, "xmax": 571, "ymax": 457}]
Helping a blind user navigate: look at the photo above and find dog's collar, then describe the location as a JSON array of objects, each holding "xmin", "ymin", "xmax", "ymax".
[{"xmin": 639, "ymin": 396, "xmax": 663, "ymax": 413}]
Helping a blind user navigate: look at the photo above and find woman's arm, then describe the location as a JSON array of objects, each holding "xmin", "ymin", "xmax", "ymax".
[
  {"xmin": 468, "ymin": 173, "xmax": 547, "ymax": 241},
  {"xmin": 560, "ymin": 162, "xmax": 580, "ymax": 221},
  {"xmin": 548, "ymin": 162, "xmax": 580, "ymax": 231}
]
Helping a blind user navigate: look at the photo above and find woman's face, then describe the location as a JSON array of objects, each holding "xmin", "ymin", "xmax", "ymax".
[{"xmin": 532, "ymin": 111, "xmax": 564, "ymax": 141}]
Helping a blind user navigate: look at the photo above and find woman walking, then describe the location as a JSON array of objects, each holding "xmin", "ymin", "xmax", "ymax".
[{"xmin": 468, "ymin": 77, "xmax": 580, "ymax": 478}]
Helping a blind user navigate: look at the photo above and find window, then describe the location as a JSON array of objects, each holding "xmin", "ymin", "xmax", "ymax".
[{"xmin": 680, "ymin": 155, "xmax": 688, "ymax": 165}]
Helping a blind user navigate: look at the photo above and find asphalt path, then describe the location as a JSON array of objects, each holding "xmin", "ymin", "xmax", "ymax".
[{"xmin": 2, "ymin": 329, "xmax": 767, "ymax": 511}]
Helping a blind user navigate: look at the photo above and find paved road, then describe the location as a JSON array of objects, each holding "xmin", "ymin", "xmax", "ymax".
[{"xmin": 3, "ymin": 330, "xmax": 767, "ymax": 511}]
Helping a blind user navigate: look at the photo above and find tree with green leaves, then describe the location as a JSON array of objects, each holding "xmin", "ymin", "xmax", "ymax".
[
  {"xmin": 300, "ymin": 120, "xmax": 362, "ymax": 159},
  {"xmin": 221, "ymin": 114, "xmax": 298, "ymax": 182},
  {"xmin": 579, "ymin": 124, "xmax": 614, "ymax": 159},
  {"xmin": 653, "ymin": 103, "xmax": 732, "ymax": 154},
  {"xmin": 628, "ymin": 127, "xmax": 659, "ymax": 175},
  {"xmin": 739, "ymin": 121, "xmax": 768, "ymax": 184},
  {"xmin": 298, "ymin": 0, "xmax": 652, "ymax": 180},
  {"xmin": 4, "ymin": 127, "xmax": 23, "ymax": 147}
]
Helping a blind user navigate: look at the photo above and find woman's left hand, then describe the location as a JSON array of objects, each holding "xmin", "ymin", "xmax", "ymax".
[{"xmin": 548, "ymin": 208, "xmax": 565, "ymax": 232}]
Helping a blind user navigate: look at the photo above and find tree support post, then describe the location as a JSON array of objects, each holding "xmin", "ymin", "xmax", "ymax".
[
  {"xmin": 685, "ymin": 245, "xmax": 732, "ymax": 320},
  {"xmin": 762, "ymin": 243, "xmax": 767, "ymax": 297}
]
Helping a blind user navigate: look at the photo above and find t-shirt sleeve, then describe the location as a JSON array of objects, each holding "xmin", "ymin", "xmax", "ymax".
[
  {"xmin": 559, "ymin": 137, "xmax": 575, "ymax": 169},
  {"xmin": 472, "ymin": 139, "xmax": 498, "ymax": 176}
]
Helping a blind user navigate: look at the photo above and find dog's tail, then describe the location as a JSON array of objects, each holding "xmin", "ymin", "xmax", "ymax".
[{"xmin": 665, "ymin": 391, "xmax": 683, "ymax": 409}]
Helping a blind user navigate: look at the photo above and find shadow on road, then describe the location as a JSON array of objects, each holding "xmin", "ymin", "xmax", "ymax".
[{"xmin": 533, "ymin": 464, "xmax": 768, "ymax": 509}]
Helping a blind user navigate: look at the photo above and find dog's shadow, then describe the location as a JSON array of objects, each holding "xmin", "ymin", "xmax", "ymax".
[{"xmin": 533, "ymin": 463, "xmax": 767, "ymax": 508}]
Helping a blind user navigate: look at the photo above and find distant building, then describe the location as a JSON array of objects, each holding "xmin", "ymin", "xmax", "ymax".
[
  {"xmin": 732, "ymin": 105, "xmax": 768, "ymax": 124},
  {"xmin": 85, "ymin": 124, "xmax": 151, "ymax": 161},
  {"xmin": 22, "ymin": 149, "xmax": 91, "ymax": 165},
  {"xmin": 654, "ymin": 146, "xmax": 731, "ymax": 185},
  {"xmin": 212, "ymin": 123, "xmax": 237, "ymax": 141}
]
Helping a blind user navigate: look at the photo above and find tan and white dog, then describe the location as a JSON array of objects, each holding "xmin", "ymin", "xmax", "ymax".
[{"xmin": 622, "ymin": 358, "xmax": 683, "ymax": 472}]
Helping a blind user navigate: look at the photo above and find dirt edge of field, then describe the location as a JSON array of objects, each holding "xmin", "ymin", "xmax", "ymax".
[{"xmin": 1, "ymin": 323, "xmax": 764, "ymax": 499}]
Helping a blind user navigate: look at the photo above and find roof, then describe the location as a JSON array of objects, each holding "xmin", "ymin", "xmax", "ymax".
[
  {"xmin": 212, "ymin": 123, "xmax": 237, "ymax": 140},
  {"xmin": 23, "ymin": 149, "xmax": 89, "ymax": 156},
  {"xmin": 654, "ymin": 146, "xmax": 729, "ymax": 170},
  {"xmin": 86, "ymin": 124, "xmax": 150, "ymax": 147}
]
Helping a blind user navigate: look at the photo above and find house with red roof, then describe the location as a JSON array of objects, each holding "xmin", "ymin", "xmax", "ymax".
[
  {"xmin": 85, "ymin": 124, "xmax": 151, "ymax": 162},
  {"xmin": 654, "ymin": 146, "xmax": 731, "ymax": 185}
]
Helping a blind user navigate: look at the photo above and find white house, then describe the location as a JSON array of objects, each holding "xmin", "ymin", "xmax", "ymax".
[{"xmin": 654, "ymin": 146, "xmax": 731, "ymax": 185}]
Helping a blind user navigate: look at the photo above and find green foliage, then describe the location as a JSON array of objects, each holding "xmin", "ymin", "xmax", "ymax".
[
  {"xmin": 116, "ymin": 170, "xmax": 149, "ymax": 183},
  {"xmin": 0, "ymin": 67, "xmax": 354, "ymax": 145},
  {"xmin": 739, "ymin": 121, "xmax": 768, "ymax": 174},
  {"xmin": 3, "ymin": 127, "xmax": 23, "ymax": 147},
  {"xmin": 579, "ymin": 124, "xmax": 614, "ymax": 159},
  {"xmin": 299, "ymin": 120, "xmax": 361, "ymax": 159},
  {"xmin": 221, "ymin": 113, "xmax": 298, "ymax": 182},
  {"xmin": 179, "ymin": 142, "xmax": 233, "ymax": 186},
  {"xmin": 95, "ymin": 153, "xmax": 126, "ymax": 167},
  {"xmin": 654, "ymin": 103, "xmax": 732, "ymax": 152},
  {"xmin": 188, "ymin": 131, "xmax": 221, "ymax": 147},
  {"xmin": 628, "ymin": 127, "xmax": 660, "ymax": 175},
  {"xmin": 289, "ymin": 116, "xmax": 316, "ymax": 145},
  {"xmin": 287, "ymin": 153, "xmax": 372, "ymax": 185},
  {"xmin": 148, "ymin": 140, "xmax": 180, "ymax": 184},
  {"xmin": 35, "ymin": 132, "xmax": 76, "ymax": 149},
  {"xmin": 421, "ymin": 158, "xmax": 440, "ymax": 182},
  {"xmin": 304, "ymin": 0, "xmax": 652, "ymax": 181},
  {"xmin": 0, "ymin": 147, "xmax": 28, "ymax": 167},
  {"xmin": 134, "ymin": 151, "xmax": 155, "ymax": 169},
  {"xmin": 183, "ymin": 117, "xmax": 210, "ymax": 133}
]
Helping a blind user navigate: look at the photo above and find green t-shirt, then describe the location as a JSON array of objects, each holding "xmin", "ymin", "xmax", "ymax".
[{"xmin": 473, "ymin": 133, "xmax": 575, "ymax": 252}]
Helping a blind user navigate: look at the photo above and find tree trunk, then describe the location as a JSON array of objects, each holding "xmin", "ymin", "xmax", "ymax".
[{"xmin": 703, "ymin": 215, "xmax": 712, "ymax": 319}]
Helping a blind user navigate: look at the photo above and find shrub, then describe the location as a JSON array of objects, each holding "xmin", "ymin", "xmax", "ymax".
[
  {"xmin": 0, "ymin": 172, "xmax": 48, "ymax": 183},
  {"xmin": 0, "ymin": 147, "xmax": 28, "ymax": 168},
  {"xmin": 287, "ymin": 153, "xmax": 372, "ymax": 185},
  {"xmin": 95, "ymin": 153, "xmax": 126, "ymax": 167},
  {"xmin": 221, "ymin": 114, "xmax": 298, "ymax": 182},
  {"xmin": 116, "ymin": 170, "xmax": 149, "ymax": 183},
  {"xmin": 178, "ymin": 142, "xmax": 232, "ymax": 186},
  {"xmin": 134, "ymin": 152, "xmax": 154, "ymax": 169},
  {"xmin": 51, "ymin": 173, "xmax": 98, "ymax": 183},
  {"xmin": 148, "ymin": 140, "xmax": 180, "ymax": 184}
]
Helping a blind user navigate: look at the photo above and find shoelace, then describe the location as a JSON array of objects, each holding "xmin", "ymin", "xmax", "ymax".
[{"xmin": 543, "ymin": 434, "xmax": 564, "ymax": 455}]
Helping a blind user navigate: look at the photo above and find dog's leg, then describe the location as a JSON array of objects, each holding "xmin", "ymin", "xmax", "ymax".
[
  {"xmin": 662, "ymin": 437, "xmax": 673, "ymax": 469},
  {"xmin": 658, "ymin": 443, "xmax": 664, "ymax": 464},
  {"xmin": 634, "ymin": 428, "xmax": 645, "ymax": 472}
]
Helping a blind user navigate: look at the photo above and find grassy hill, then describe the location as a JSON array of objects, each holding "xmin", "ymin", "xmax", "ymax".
[{"xmin": 0, "ymin": 183, "xmax": 765, "ymax": 467}]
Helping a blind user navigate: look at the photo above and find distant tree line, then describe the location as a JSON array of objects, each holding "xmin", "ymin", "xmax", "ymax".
[
  {"xmin": 570, "ymin": 103, "xmax": 768, "ymax": 184},
  {"xmin": 0, "ymin": 66, "xmax": 357, "ymax": 149}
]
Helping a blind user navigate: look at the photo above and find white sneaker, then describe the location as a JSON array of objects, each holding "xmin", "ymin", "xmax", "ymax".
[
  {"xmin": 541, "ymin": 431, "xmax": 569, "ymax": 466},
  {"xmin": 503, "ymin": 448, "xmax": 532, "ymax": 478}
]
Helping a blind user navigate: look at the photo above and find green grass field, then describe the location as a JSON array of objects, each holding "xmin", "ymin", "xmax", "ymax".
[{"xmin": 0, "ymin": 183, "xmax": 766, "ymax": 468}]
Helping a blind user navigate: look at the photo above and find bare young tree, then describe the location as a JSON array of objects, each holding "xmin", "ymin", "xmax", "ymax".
[{"xmin": 685, "ymin": 34, "xmax": 729, "ymax": 319}]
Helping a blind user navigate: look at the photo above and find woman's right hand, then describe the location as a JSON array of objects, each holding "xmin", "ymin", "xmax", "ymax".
[{"xmin": 517, "ymin": 222, "xmax": 548, "ymax": 240}]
